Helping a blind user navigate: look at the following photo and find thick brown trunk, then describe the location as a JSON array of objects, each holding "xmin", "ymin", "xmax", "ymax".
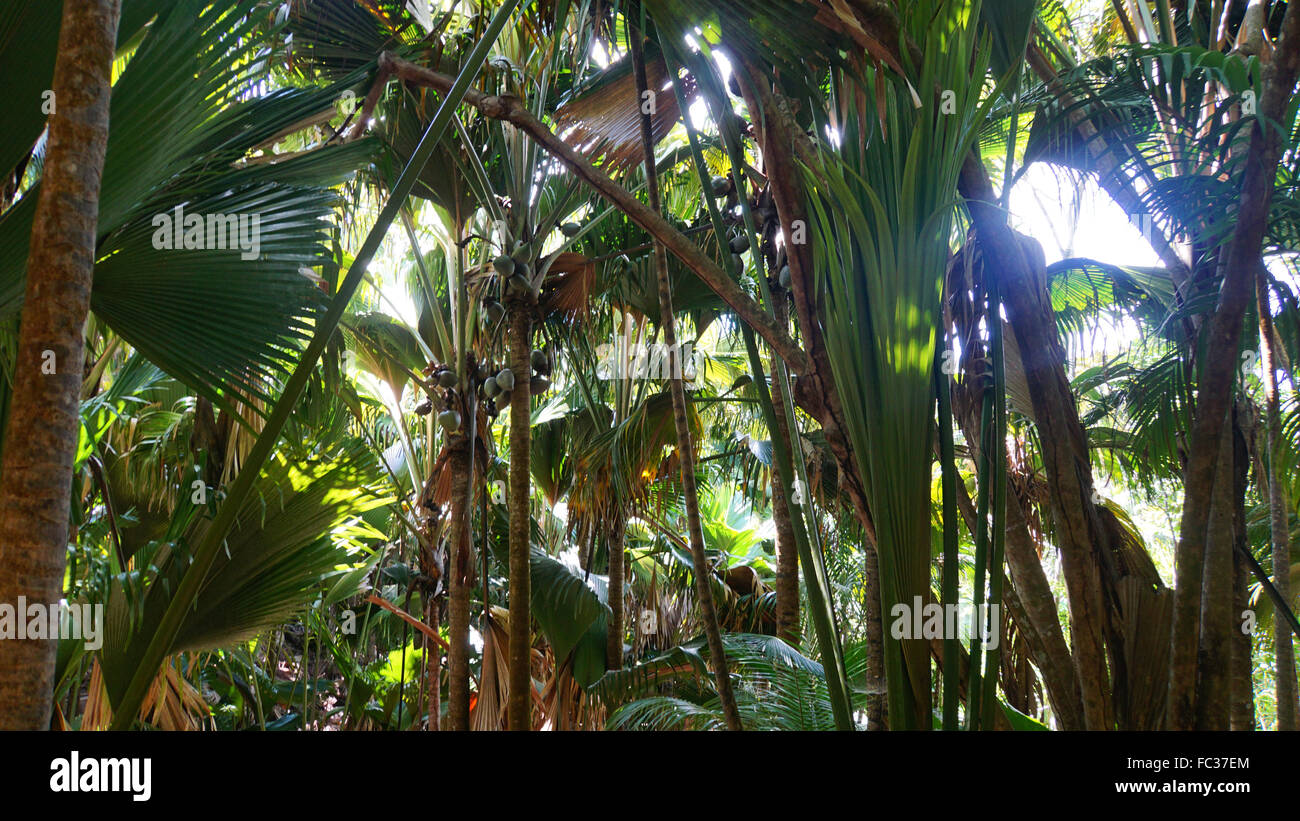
[
  {"xmin": 631, "ymin": 31, "xmax": 741, "ymax": 730},
  {"xmin": 0, "ymin": 0, "xmax": 120, "ymax": 731},
  {"xmin": 506, "ymin": 307, "xmax": 532, "ymax": 731},
  {"xmin": 445, "ymin": 436, "xmax": 474, "ymax": 731},
  {"xmin": 1195, "ymin": 412, "xmax": 1236, "ymax": 730},
  {"xmin": 605, "ymin": 517, "xmax": 625, "ymax": 670},
  {"xmin": 1170, "ymin": 0, "xmax": 1300, "ymax": 730}
]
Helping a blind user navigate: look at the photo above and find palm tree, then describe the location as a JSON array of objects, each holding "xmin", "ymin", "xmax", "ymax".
[{"xmin": 0, "ymin": 0, "xmax": 121, "ymax": 730}]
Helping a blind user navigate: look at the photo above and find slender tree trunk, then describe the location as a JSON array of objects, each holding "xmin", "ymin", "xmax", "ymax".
[
  {"xmin": 605, "ymin": 517, "xmax": 625, "ymax": 669},
  {"xmin": 507, "ymin": 306, "xmax": 533, "ymax": 731},
  {"xmin": 1170, "ymin": 0, "xmax": 1300, "ymax": 730},
  {"xmin": 1259, "ymin": 272, "xmax": 1299, "ymax": 730},
  {"xmin": 769, "ymin": 299, "xmax": 800, "ymax": 647},
  {"xmin": 445, "ymin": 434, "xmax": 473, "ymax": 731},
  {"xmin": 1230, "ymin": 423, "xmax": 1256, "ymax": 732},
  {"xmin": 770, "ymin": 469, "xmax": 800, "ymax": 646},
  {"xmin": 0, "ymin": 0, "xmax": 120, "ymax": 731},
  {"xmin": 426, "ymin": 596, "xmax": 441, "ymax": 730},
  {"xmin": 861, "ymin": 539, "xmax": 888, "ymax": 730},
  {"xmin": 631, "ymin": 30, "xmax": 741, "ymax": 730}
]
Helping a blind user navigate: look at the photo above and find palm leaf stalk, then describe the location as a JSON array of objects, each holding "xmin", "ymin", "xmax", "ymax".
[
  {"xmin": 965, "ymin": 390, "xmax": 993, "ymax": 730},
  {"xmin": 978, "ymin": 260, "xmax": 1009, "ymax": 731},
  {"xmin": 936, "ymin": 344, "xmax": 960, "ymax": 730},
  {"xmin": 107, "ymin": 0, "xmax": 523, "ymax": 728},
  {"xmin": 629, "ymin": 23, "xmax": 742, "ymax": 730},
  {"xmin": 741, "ymin": 327, "xmax": 854, "ymax": 730}
]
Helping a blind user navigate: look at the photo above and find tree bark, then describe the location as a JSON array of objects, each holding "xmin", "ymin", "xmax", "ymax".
[
  {"xmin": 0, "ymin": 0, "xmax": 121, "ymax": 731},
  {"xmin": 605, "ymin": 517, "xmax": 625, "ymax": 670},
  {"xmin": 445, "ymin": 434, "xmax": 474, "ymax": 731},
  {"xmin": 425, "ymin": 595, "xmax": 441, "ymax": 730},
  {"xmin": 1195, "ymin": 411, "xmax": 1236, "ymax": 730},
  {"xmin": 506, "ymin": 306, "xmax": 532, "ymax": 731},
  {"xmin": 631, "ymin": 31, "xmax": 741, "ymax": 730}
]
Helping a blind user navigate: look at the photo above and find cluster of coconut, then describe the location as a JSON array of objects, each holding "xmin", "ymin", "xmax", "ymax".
[
  {"xmin": 708, "ymin": 174, "xmax": 794, "ymax": 292},
  {"xmin": 412, "ymin": 362, "xmax": 467, "ymax": 435},
  {"xmin": 480, "ymin": 253, "xmax": 538, "ymax": 332},
  {"xmin": 479, "ymin": 347, "xmax": 552, "ymax": 417}
]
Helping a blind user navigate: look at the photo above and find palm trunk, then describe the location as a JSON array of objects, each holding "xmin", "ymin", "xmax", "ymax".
[
  {"xmin": 425, "ymin": 595, "xmax": 441, "ymax": 730},
  {"xmin": 769, "ymin": 467, "xmax": 800, "ymax": 646},
  {"xmin": 769, "ymin": 300, "xmax": 800, "ymax": 647},
  {"xmin": 631, "ymin": 30, "xmax": 741, "ymax": 730},
  {"xmin": 1195, "ymin": 411, "xmax": 1236, "ymax": 730},
  {"xmin": 445, "ymin": 434, "xmax": 473, "ymax": 731},
  {"xmin": 0, "ymin": 0, "xmax": 120, "ymax": 731},
  {"xmin": 507, "ymin": 307, "xmax": 533, "ymax": 731},
  {"xmin": 1230, "ymin": 430, "xmax": 1256, "ymax": 731},
  {"xmin": 605, "ymin": 517, "xmax": 625, "ymax": 669},
  {"xmin": 1258, "ymin": 273, "xmax": 1299, "ymax": 730}
]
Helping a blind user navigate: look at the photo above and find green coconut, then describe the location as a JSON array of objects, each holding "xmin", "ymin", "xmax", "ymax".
[
  {"xmin": 531, "ymin": 349, "xmax": 550, "ymax": 374},
  {"xmin": 496, "ymin": 368, "xmax": 516, "ymax": 392},
  {"xmin": 437, "ymin": 409, "xmax": 462, "ymax": 433}
]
